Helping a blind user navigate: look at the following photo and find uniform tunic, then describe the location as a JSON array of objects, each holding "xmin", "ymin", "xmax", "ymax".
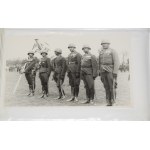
[
  {"xmin": 99, "ymin": 48, "xmax": 119, "ymax": 102},
  {"xmin": 67, "ymin": 51, "xmax": 82, "ymax": 97},
  {"xmin": 53, "ymin": 55, "xmax": 66, "ymax": 98},
  {"xmin": 81, "ymin": 53, "xmax": 98, "ymax": 100},
  {"xmin": 39, "ymin": 57, "xmax": 51, "ymax": 94},
  {"xmin": 53, "ymin": 55, "xmax": 66, "ymax": 87},
  {"xmin": 24, "ymin": 57, "xmax": 38, "ymax": 92}
]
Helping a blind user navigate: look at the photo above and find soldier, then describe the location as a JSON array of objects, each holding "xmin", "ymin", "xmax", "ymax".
[
  {"xmin": 81, "ymin": 45, "xmax": 98, "ymax": 104},
  {"xmin": 39, "ymin": 49, "xmax": 51, "ymax": 98},
  {"xmin": 53, "ymin": 48, "xmax": 66, "ymax": 100},
  {"xmin": 98, "ymin": 40, "xmax": 120, "ymax": 106},
  {"xmin": 66, "ymin": 44, "xmax": 82, "ymax": 102},
  {"xmin": 23, "ymin": 50, "xmax": 38, "ymax": 96}
]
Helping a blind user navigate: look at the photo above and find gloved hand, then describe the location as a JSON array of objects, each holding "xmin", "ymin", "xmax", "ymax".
[
  {"xmin": 97, "ymin": 70, "xmax": 101, "ymax": 76},
  {"xmin": 113, "ymin": 73, "xmax": 117, "ymax": 79},
  {"xmin": 75, "ymin": 72, "xmax": 80, "ymax": 78},
  {"xmin": 93, "ymin": 76, "xmax": 96, "ymax": 80},
  {"xmin": 31, "ymin": 70, "xmax": 35, "ymax": 75},
  {"xmin": 47, "ymin": 73, "xmax": 50, "ymax": 77},
  {"xmin": 60, "ymin": 75, "xmax": 64, "ymax": 80}
]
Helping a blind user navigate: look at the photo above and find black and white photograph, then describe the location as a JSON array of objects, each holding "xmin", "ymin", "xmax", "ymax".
[{"xmin": 2, "ymin": 29, "xmax": 131, "ymax": 107}]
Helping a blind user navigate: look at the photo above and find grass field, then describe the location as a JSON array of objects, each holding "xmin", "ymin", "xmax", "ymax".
[{"xmin": 4, "ymin": 71, "xmax": 131, "ymax": 106}]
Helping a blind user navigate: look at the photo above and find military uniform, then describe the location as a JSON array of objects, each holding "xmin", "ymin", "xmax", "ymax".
[
  {"xmin": 99, "ymin": 41, "xmax": 120, "ymax": 105},
  {"xmin": 39, "ymin": 55, "xmax": 51, "ymax": 97},
  {"xmin": 81, "ymin": 48, "xmax": 98, "ymax": 103},
  {"xmin": 24, "ymin": 56, "xmax": 38, "ymax": 96},
  {"xmin": 67, "ymin": 51, "xmax": 82, "ymax": 100},
  {"xmin": 53, "ymin": 53, "xmax": 66, "ymax": 99}
]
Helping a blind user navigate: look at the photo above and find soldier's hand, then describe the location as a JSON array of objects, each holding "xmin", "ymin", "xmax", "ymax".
[
  {"xmin": 97, "ymin": 70, "xmax": 101, "ymax": 76},
  {"xmin": 20, "ymin": 71, "xmax": 25, "ymax": 74},
  {"xmin": 113, "ymin": 73, "xmax": 117, "ymax": 79},
  {"xmin": 75, "ymin": 72, "xmax": 80, "ymax": 78},
  {"xmin": 60, "ymin": 75, "xmax": 64, "ymax": 80},
  {"xmin": 93, "ymin": 76, "xmax": 96, "ymax": 80}
]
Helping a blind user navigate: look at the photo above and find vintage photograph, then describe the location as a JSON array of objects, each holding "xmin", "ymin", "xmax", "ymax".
[{"xmin": 3, "ymin": 29, "xmax": 130, "ymax": 107}]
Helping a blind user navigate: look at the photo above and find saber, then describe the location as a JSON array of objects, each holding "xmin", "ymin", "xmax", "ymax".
[
  {"xmin": 94, "ymin": 81, "xmax": 97, "ymax": 100},
  {"xmin": 13, "ymin": 74, "xmax": 23, "ymax": 95},
  {"xmin": 112, "ymin": 78, "xmax": 117, "ymax": 102}
]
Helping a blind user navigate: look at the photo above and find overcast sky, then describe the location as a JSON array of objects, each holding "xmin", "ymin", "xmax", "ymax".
[{"xmin": 4, "ymin": 29, "xmax": 131, "ymax": 61}]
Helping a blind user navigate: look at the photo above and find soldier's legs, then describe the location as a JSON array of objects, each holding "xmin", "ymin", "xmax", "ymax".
[
  {"xmin": 43, "ymin": 73, "xmax": 49, "ymax": 95},
  {"xmin": 31, "ymin": 74, "xmax": 36, "ymax": 94},
  {"xmin": 85, "ymin": 75, "xmax": 94, "ymax": 101},
  {"xmin": 25, "ymin": 73, "xmax": 34, "ymax": 95},
  {"xmin": 81, "ymin": 72, "xmax": 90, "ymax": 103},
  {"xmin": 55, "ymin": 74, "xmax": 65, "ymax": 99},
  {"xmin": 68, "ymin": 72, "xmax": 75, "ymax": 99},
  {"xmin": 101, "ymin": 72, "xmax": 111, "ymax": 104},
  {"xmin": 39, "ymin": 73, "xmax": 49, "ymax": 98},
  {"xmin": 75, "ymin": 76, "xmax": 80, "ymax": 98},
  {"xmin": 107, "ymin": 72, "xmax": 114, "ymax": 103}
]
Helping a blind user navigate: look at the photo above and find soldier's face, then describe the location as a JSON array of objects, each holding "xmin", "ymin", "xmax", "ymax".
[
  {"xmin": 83, "ymin": 48, "xmax": 89, "ymax": 53},
  {"xmin": 69, "ymin": 47, "xmax": 75, "ymax": 52},
  {"xmin": 102, "ymin": 43, "xmax": 110, "ymax": 49},
  {"xmin": 28, "ymin": 53, "xmax": 34, "ymax": 57},
  {"xmin": 41, "ymin": 53, "xmax": 47, "ymax": 57},
  {"xmin": 55, "ymin": 51, "xmax": 59, "ymax": 56}
]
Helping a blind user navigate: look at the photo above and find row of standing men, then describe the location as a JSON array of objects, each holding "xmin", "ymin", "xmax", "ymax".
[{"xmin": 22, "ymin": 40, "xmax": 120, "ymax": 106}]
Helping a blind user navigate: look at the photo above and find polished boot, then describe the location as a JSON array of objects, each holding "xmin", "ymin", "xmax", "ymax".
[
  {"xmin": 27, "ymin": 87, "xmax": 32, "ymax": 96},
  {"xmin": 75, "ymin": 86, "xmax": 79, "ymax": 98},
  {"xmin": 90, "ymin": 99, "xmax": 94, "ymax": 104},
  {"xmin": 106, "ymin": 99, "xmax": 112, "ymax": 106},
  {"xmin": 66, "ymin": 87, "xmax": 75, "ymax": 102},
  {"xmin": 54, "ymin": 87, "xmax": 62, "ymax": 100},
  {"xmin": 81, "ymin": 98, "xmax": 90, "ymax": 104},
  {"xmin": 74, "ymin": 97, "xmax": 79, "ymax": 102},
  {"xmin": 40, "ymin": 91, "xmax": 45, "ymax": 98}
]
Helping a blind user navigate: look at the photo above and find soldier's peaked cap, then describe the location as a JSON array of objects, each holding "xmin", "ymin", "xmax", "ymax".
[
  {"xmin": 82, "ymin": 45, "xmax": 91, "ymax": 50},
  {"xmin": 55, "ymin": 48, "xmax": 62, "ymax": 54},
  {"xmin": 27, "ymin": 50, "xmax": 34, "ymax": 55},
  {"xmin": 40, "ymin": 49, "xmax": 48, "ymax": 54},
  {"xmin": 68, "ymin": 43, "xmax": 76, "ymax": 48},
  {"xmin": 101, "ymin": 40, "xmax": 110, "ymax": 45}
]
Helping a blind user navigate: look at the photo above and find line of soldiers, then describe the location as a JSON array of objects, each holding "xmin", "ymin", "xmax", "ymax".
[{"xmin": 21, "ymin": 40, "xmax": 119, "ymax": 106}]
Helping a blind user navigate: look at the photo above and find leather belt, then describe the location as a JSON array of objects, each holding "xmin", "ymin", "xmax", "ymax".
[
  {"xmin": 81, "ymin": 66, "xmax": 92, "ymax": 68},
  {"xmin": 69, "ymin": 62, "xmax": 76, "ymax": 64}
]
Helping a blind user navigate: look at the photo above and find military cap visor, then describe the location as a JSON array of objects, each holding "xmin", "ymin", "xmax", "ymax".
[
  {"xmin": 82, "ymin": 47, "xmax": 91, "ymax": 50},
  {"xmin": 40, "ymin": 52, "xmax": 48, "ymax": 55},
  {"xmin": 28, "ymin": 52, "xmax": 34, "ymax": 55},
  {"xmin": 68, "ymin": 46, "xmax": 76, "ymax": 48},
  {"xmin": 54, "ymin": 49, "xmax": 62, "ymax": 54},
  {"xmin": 101, "ymin": 41, "xmax": 110, "ymax": 45}
]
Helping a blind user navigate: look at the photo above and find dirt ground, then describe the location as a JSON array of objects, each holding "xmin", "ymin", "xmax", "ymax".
[{"xmin": 4, "ymin": 71, "xmax": 131, "ymax": 106}]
